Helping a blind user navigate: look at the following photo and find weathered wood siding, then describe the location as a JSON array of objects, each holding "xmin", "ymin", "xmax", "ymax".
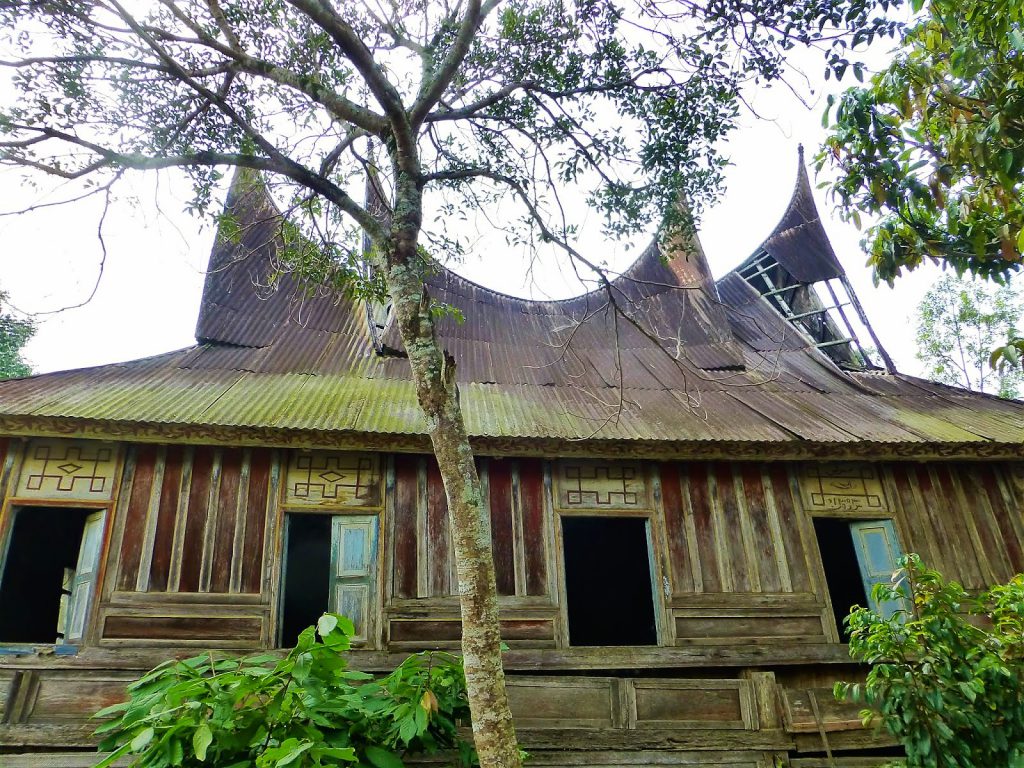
[
  {"xmin": 886, "ymin": 462, "xmax": 1024, "ymax": 589},
  {"xmin": 386, "ymin": 455, "xmax": 556, "ymax": 648},
  {"xmin": 1, "ymin": 435, "xmax": 1021, "ymax": 655},
  {"xmin": 97, "ymin": 445, "xmax": 278, "ymax": 648},
  {"xmin": 661, "ymin": 462, "xmax": 826, "ymax": 645}
]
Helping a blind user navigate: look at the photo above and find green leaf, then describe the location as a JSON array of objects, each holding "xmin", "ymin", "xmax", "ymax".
[
  {"xmin": 193, "ymin": 723, "xmax": 213, "ymax": 762},
  {"xmin": 365, "ymin": 745, "xmax": 405, "ymax": 768},
  {"xmin": 317, "ymin": 613, "xmax": 339, "ymax": 636},
  {"xmin": 93, "ymin": 742, "xmax": 133, "ymax": 768},
  {"xmin": 131, "ymin": 726, "xmax": 155, "ymax": 752}
]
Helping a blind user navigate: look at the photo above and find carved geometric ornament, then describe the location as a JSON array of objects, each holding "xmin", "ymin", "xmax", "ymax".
[
  {"xmin": 555, "ymin": 460, "xmax": 648, "ymax": 511},
  {"xmin": 15, "ymin": 439, "xmax": 120, "ymax": 501},
  {"xmin": 284, "ymin": 451, "xmax": 382, "ymax": 508},
  {"xmin": 798, "ymin": 463, "xmax": 888, "ymax": 513}
]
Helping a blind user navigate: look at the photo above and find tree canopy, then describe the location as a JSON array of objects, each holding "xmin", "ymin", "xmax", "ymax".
[
  {"xmin": 915, "ymin": 274, "xmax": 1023, "ymax": 398},
  {"xmin": 820, "ymin": 0, "xmax": 1024, "ymax": 284},
  {"xmin": 0, "ymin": 288, "xmax": 34, "ymax": 379}
]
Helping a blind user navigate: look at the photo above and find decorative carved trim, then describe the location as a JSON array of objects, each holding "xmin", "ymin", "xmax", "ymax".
[
  {"xmin": 798, "ymin": 463, "xmax": 889, "ymax": 513},
  {"xmin": 14, "ymin": 439, "xmax": 120, "ymax": 501},
  {"xmin": 1, "ymin": 415, "xmax": 1024, "ymax": 462},
  {"xmin": 284, "ymin": 451, "xmax": 382, "ymax": 508},
  {"xmin": 554, "ymin": 460, "xmax": 649, "ymax": 511}
]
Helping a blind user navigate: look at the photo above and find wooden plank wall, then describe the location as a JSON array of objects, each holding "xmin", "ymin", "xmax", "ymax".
[
  {"xmin": 390, "ymin": 456, "xmax": 549, "ymax": 599},
  {"xmin": 886, "ymin": 462, "xmax": 1024, "ymax": 590},
  {"xmin": 387, "ymin": 455, "xmax": 555, "ymax": 648},
  {"xmin": 661, "ymin": 462, "xmax": 826, "ymax": 646},
  {"xmin": 97, "ymin": 445, "xmax": 278, "ymax": 648}
]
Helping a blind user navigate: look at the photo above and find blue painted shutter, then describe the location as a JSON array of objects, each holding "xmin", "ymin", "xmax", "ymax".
[
  {"xmin": 66, "ymin": 511, "xmax": 106, "ymax": 642},
  {"xmin": 329, "ymin": 516, "xmax": 377, "ymax": 644},
  {"xmin": 850, "ymin": 519, "xmax": 907, "ymax": 619}
]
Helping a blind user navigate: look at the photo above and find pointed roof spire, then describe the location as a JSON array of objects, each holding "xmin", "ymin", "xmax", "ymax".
[{"xmin": 757, "ymin": 147, "xmax": 845, "ymax": 283}]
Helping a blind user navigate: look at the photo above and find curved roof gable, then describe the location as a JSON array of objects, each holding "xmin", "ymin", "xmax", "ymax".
[
  {"xmin": 2, "ymin": 155, "xmax": 1023, "ymax": 454},
  {"xmin": 755, "ymin": 146, "xmax": 845, "ymax": 283}
]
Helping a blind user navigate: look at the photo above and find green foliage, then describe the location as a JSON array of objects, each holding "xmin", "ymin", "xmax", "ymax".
[
  {"xmin": 0, "ymin": 288, "xmax": 34, "ymax": 379},
  {"xmin": 820, "ymin": 0, "xmax": 1024, "ymax": 284},
  {"xmin": 837, "ymin": 555, "xmax": 1024, "ymax": 767},
  {"xmin": 915, "ymin": 274, "xmax": 1024, "ymax": 397},
  {"xmin": 0, "ymin": 1, "xmax": 901, "ymax": 279},
  {"xmin": 92, "ymin": 614, "xmax": 473, "ymax": 768}
]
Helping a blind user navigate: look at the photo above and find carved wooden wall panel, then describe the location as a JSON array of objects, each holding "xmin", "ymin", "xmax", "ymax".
[
  {"xmin": 798, "ymin": 463, "xmax": 889, "ymax": 514},
  {"xmin": 284, "ymin": 451, "xmax": 381, "ymax": 508},
  {"xmin": 13, "ymin": 439, "xmax": 120, "ymax": 502},
  {"xmin": 554, "ymin": 460, "xmax": 649, "ymax": 511}
]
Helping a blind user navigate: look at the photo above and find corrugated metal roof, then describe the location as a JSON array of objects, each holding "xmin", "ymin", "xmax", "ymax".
[{"xmin": 2, "ymin": 167, "xmax": 1023, "ymax": 451}]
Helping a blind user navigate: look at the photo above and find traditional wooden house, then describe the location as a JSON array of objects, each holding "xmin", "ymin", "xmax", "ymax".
[{"xmin": 2, "ymin": 154, "xmax": 1023, "ymax": 768}]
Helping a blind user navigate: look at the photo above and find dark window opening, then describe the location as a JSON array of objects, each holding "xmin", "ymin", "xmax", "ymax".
[
  {"xmin": 279, "ymin": 513, "xmax": 331, "ymax": 647},
  {"xmin": 0, "ymin": 507, "xmax": 90, "ymax": 644},
  {"xmin": 562, "ymin": 516, "xmax": 657, "ymax": 646},
  {"xmin": 814, "ymin": 518, "xmax": 868, "ymax": 642}
]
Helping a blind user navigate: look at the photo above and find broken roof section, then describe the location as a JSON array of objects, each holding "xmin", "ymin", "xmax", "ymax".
[{"xmin": 1, "ymin": 153, "xmax": 1022, "ymax": 456}]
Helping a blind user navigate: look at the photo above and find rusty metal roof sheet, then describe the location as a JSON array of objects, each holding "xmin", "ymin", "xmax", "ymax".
[{"xmin": 2, "ymin": 167, "xmax": 1023, "ymax": 452}]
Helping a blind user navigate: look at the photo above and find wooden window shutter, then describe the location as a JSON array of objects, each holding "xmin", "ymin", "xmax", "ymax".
[
  {"xmin": 66, "ymin": 510, "xmax": 106, "ymax": 643},
  {"xmin": 850, "ymin": 519, "xmax": 907, "ymax": 619},
  {"xmin": 329, "ymin": 515, "xmax": 378, "ymax": 644}
]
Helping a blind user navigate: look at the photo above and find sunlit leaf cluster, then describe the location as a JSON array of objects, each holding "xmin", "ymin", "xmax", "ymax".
[
  {"xmin": 915, "ymin": 273, "xmax": 1023, "ymax": 397},
  {"xmin": 0, "ymin": 287, "xmax": 34, "ymax": 379},
  {"xmin": 92, "ymin": 614, "xmax": 473, "ymax": 768},
  {"xmin": 838, "ymin": 555, "xmax": 1024, "ymax": 768},
  {"xmin": 820, "ymin": 0, "xmax": 1024, "ymax": 284}
]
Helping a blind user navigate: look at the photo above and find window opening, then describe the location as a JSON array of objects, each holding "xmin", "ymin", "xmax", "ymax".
[
  {"xmin": 279, "ymin": 514, "xmax": 331, "ymax": 647},
  {"xmin": 814, "ymin": 517, "xmax": 906, "ymax": 642},
  {"xmin": 562, "ymin": 516, "xmax": 657, "ymax": 646},
  {"xmin": 0, "ymin": 506, "xmax": 104, "ymax": 644},
  {"xmin": 279, "ymin": 513, "xmax": 378, "ymax": 647}
]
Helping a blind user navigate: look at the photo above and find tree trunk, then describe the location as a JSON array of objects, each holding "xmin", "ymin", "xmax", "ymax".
[{"xmin": 382, "ymin": 175, "xmax": 521, "ymax": 768}]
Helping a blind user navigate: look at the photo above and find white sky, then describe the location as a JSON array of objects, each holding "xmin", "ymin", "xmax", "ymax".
[{"xmin": 0, "ymin": 51, "xmax": 940, "ymax": 379}]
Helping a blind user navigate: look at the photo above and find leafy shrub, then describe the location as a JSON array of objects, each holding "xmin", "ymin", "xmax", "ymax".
[
  {"xmin": 93, "ymin": 614, "xmax": 474, "ymax": 768},
  {"xmin": 837, "ymin": 555, "xmax": 1024, "ymax": 768}
]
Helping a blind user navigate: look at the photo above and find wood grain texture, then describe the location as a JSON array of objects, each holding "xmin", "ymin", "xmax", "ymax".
[
  {"xmin": 178, "ymin": 446, "xmax": 215, "ymax": 593},
  {"xmin": 488, "ymin": 459, "xmax": 516, "ymax": 596},
  {"xmin": 519, "ymin": 458, "xmax": 548, "ymax": 597},
  {"xmin": 659, "ymin": 464, "xmax": 694, "ymax": 594},
  {"xmin": 740, "ymin": 465, "xmax": 781, "ymax": 593},
  {"xmin": 102, "ymin": 614, "xmax": 262, "ymax": 641},
  {"xmin": 425, "ymin": 459, "xmax": 451, "ymax": 596},
  {"xmin": 210, "ymin": 448, "xmax": 243, "ymax": 593},
  {"xmin": 768, "ymin": 466, "xmax": 811, "ymax": 593},
  {"xmin": 687, "ymin": 463, "xmax": 721, "ymax": 593},
  {"xmin": 391, "ymin": 454, "xmax": 418, "ymax": 599},
  {"xmin": 389, "ymin": 618, "xmax": 555, "ymax": 643},
  {"xmin": 240, "ymin": 448, "xmax": 272, "ymax": 595},
  {"xmin": 115, "ymin": 445, "xmax": 157, "ymax": 591}
]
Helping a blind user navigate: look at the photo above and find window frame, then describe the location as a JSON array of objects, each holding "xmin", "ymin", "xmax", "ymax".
[
  {"xmin": 0, "ymin": 500, "xmax": 111, "ymax": 651},
  {"xmin": 276, "ymin": 509, "xmax": 382, "ymax": 649}
]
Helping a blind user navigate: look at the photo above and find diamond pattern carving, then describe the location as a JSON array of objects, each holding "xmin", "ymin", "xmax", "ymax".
[
  {"xmin": 16, "ymin": 439, "xmax": 119, "ymax": 501},
  {"xmin": 285, "ymin": 452, "xmax": 382, "ymax": 508}
]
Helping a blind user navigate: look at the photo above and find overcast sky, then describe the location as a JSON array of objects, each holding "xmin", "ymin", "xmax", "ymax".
[{"xmin": 0, "ymin": 45, "xmax": 941, "ymax": 379}]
